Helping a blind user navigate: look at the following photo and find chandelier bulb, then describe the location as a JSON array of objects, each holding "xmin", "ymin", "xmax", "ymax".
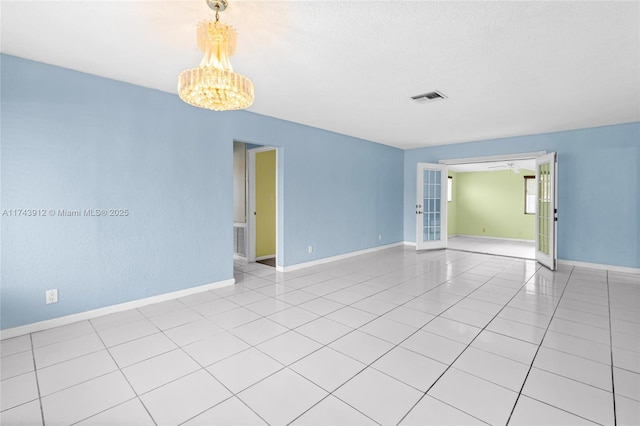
[{"xmin": 178, "ymin": 0, "xmax": 254, "ymax": 111}]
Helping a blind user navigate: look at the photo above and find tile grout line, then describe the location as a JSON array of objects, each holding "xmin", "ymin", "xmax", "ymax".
[
  {"xmin": 8, "ymin": 250, "xmax": 632, "ymax": 425},
  {"xmin": 212, "ymin": 262, "xmax": 419, "ymax": 426},
  {"xmin": 551, "ymin": 304, "xmax": 614, "ymax": 332},
  {"xmin": 19, "ymin": 323, "xmax": 129, "ymax": 418},
  {"xmin": 220, "ymin": 250, "xmax": 486, "ymax": 358},
  {"xmin": 284, "ymin": 387, "xmax": 382, "ymax": 426},
  {"xmin": 81, "ymin": 326, "xmax": 271, "ymax": 426},
  {"xmin": 283, "ymin": 253, "xmax": 497, "ymax": 425},
  {"xmin": 128, "ymin": 268, "xmax": 348, "ymax": 418},
  {"xmin": 504, "ymin": 266, "xmax": 575, "ymax": 425},
  {"xmin": 330, "ymin": 257, "xmax": 532, "ymax": 423},
  {"xmin": 216, "ymin": 297, "xmax": 378, "ymax": 425},
  {"xmin": 29, "ymin": 333, "xmax": 46, "ymax": 426},
  {"xmin": 0, "ymin": 268, "xmax": 401, "ymax": 425},
  {"xmin": 606, "ymin": 270, "xmax": 618, "ymax": 426},
  {"xmin": 161, "ymin": 301, "xmax": 286, "ymax": 426},
  {"xmin": 137, "ymin": 290, "xmax": 284, "ymax": 419},
  {"xmin": 396, "ymin": 259, "xmax": 545, "ymax": 425},
  {"xmin": 77, "ymin": 318, "xmax": 159, "ymax": 426},
  {"xmin": 176, "ymin": 348, "xmax": 274, "ymax": 426}
]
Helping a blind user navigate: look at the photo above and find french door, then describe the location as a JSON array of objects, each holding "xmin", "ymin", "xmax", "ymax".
[
  {"xmin": 535, "ymin": 152, "xmax": 558, "ymax": 270},
  {"xmin": 416, "ymin": 163, "xmax": 448, "ymax": 250}
]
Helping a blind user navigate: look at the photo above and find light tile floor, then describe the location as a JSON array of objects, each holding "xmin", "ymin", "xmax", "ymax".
[
  {"xmin": 1, "ymin": 247, "xmax": 639, "ymax": 425},
  {"xmin": 448, "ymin": 236, "xmax": 535, "ymax": 260}
]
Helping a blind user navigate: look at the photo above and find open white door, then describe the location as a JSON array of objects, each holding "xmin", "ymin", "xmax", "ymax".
[
  {"xmin": 416, "ymin": 163, "xmax": 448, "ymax": 250},
  {"xmin": 535, "ymin": 152, "xmax": 558, "ymax": 270}
]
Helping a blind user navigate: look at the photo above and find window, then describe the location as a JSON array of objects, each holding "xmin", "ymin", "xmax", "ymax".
[
  {"xmin": 524, "ymin": 175, "xmax": 536, "ymax": 214},
  {"xmin": 448, "ymin": 176, "xmax": 453, "ymax": 202}
]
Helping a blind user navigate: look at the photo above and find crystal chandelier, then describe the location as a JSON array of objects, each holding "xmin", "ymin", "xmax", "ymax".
[{"xmin": 178, "ymin": 0, "xmax": 254, "ymax": 111}]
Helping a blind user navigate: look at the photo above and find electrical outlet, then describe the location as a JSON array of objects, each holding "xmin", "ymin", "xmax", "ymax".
[
  {"xmin": 482, "ymin": 228, "xmax": 486, "ymax": 233},
  {"xmin": 308, "ymin": 245, "xmax": 313, "ymax": 254},
  {"xmin": 378, "ymin": 234, "xmax": 382, "ymax": 241},
  {"xmin": 46, "ymin": 289, "xmax": 58, "ymax": 304}
]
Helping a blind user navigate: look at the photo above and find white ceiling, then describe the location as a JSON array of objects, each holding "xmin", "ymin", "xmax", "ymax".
[{"xmin": 1, "ymin": 1, "xmax": 639, "ymax": 149}]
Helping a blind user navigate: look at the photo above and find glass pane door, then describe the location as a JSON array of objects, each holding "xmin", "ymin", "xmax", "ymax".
[
  {"xmin": 416, "ymin": 163, "xmax": 448, "ymax": 250},
  {"xmin": 535, "ymin": 153, "xmax": 557, "ymax": 270}
]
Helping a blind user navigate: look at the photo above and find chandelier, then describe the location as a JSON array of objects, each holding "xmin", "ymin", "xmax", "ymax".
[{"xmin": 178, "ymin": 0, "xmax": 254, "ymax": 111}]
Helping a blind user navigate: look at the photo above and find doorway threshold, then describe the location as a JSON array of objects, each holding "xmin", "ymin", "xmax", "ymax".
[
  {"xmin": 256, "ymin": 257, "xmax": 276, "ymax": 268},
  {"xmin": 448, "ymin": 236, "xmax": 535, "ymax": 260}
]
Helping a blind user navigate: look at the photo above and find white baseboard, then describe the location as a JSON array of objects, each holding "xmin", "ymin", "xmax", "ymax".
[
  {"xmin": 558, "ymin": 259, "xmax": 640, "ymax": 275},
  {"xmin": 404, "ymin": 240, "xmax": 639, "ymax": 275},
  {"xmin": 452, "ymin": 234, "xmax": 535, "ymax": 243},
  {"xmin": 276, "ymin": 242, "xmax": 404, "ymax": 272},
  {"xmin": 0, "ymin": 278, "xmax": 235, "ymax": 340}
]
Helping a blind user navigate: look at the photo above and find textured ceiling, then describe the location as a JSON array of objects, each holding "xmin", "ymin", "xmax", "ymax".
[{"xmin": 1, "ymin": 1, "xmax": 639, "ymax": 149}]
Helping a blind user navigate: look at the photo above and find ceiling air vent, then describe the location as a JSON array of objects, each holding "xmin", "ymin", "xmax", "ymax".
[{"xmin": 411, "ymin": 90, "xmax": 447, "ymax": 104}]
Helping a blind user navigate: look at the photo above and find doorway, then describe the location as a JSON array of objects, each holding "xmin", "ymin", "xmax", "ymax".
[
  {"xmin": 447, "ymin": 159, "xmax": 536, "ymax": 260},
  {"xmin": 416, "ymin": 152, "xmax": 558, "ymax": 269}
]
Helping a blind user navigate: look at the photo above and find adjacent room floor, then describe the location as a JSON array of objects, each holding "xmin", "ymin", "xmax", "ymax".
[
  {"xmin": 448, "ymin": 235, "xmax": 536, "ymax": 260},
  {"xmin": 256, "ymin": 257, "xmax": 277, "ymax": 268},
  {"xmin": 1, "ymin": 247, "xmax": 638, "ymax": 425}
]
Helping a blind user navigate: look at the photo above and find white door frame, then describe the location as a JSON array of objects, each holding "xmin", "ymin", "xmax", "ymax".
[
  {"xmin": 416, "ymin": 163, "xmax": 448, "ymax": 250},
  {"xmin": 438, "ymin": 150, "xmax": 557, "ymax": 266},
  {"xmin": 247, "ymin": 146, "xmax": 278, "ymax": 264},
  {"xmin": 439, "ymin": 151, "xmax": 547, "ymax": 166}
]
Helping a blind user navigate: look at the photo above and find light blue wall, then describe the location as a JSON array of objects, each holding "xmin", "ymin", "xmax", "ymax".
[
  {"xmin": 1, "ymin": 55, "xmax": 404, "ymax": 329},
  {"xmin": 4, "ymin": 53, "xmax": 636, "ymax": 331},
  {"xmin": 229, "ymin": 114, "xmax": 404, "ymax": 266},
  {"xmin": 404, "ymin": 123, "xmax": 640, "ymax": 268}
]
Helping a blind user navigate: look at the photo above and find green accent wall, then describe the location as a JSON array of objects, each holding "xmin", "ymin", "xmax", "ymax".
[
  {"xmin": 256, "ymin": 150, "xmax": 276, "ymax": 258},
  {"xmin": 449, "ymin": 169, "xmax": 535, "ymax": 240}
]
